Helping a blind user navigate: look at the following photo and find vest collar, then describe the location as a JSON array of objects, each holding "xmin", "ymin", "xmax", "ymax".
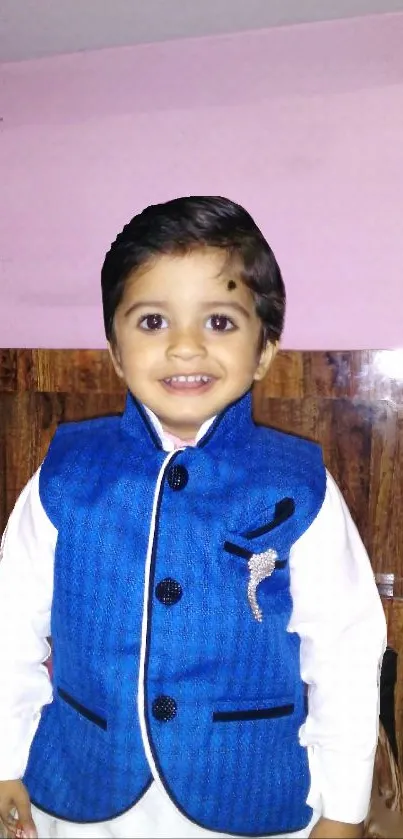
[
  {"xmin": 141, "ymin": 405, "xmax": 215, "ymax": 451},
  {"xmin": 120, "ymin": 389, "xmax": 255, "ymax": 452}
]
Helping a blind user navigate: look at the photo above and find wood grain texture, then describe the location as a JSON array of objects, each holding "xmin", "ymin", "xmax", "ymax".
[
  {"xmin": 254, "ymin": 351, "xmax": 403, "ymax": 581},
  {"xmin": 1, "ymin": 348, "xmax": 403, "ymax": 760}
]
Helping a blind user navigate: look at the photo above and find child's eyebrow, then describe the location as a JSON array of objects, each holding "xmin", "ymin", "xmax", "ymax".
[
  {"xmin": 203, "ymin": 301, "xmax": 251, "ymax": 319},
  {"xmin": 123, "ymin": 301, "xmax": 167, "ymax": 318}
]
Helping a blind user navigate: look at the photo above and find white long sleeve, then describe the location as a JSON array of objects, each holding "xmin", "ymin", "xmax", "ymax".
[
  {"xmin": 0, "ymin": 468, "xmax": 55, "ymax": 780},
  {"xmin": 289, "ymin": 471, "xmax": 386, "ymax": 824}
]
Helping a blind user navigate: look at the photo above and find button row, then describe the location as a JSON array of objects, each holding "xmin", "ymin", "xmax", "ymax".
[{"xmin": 151, "ymin": 464, "xmax": 187, "ymax": 724}]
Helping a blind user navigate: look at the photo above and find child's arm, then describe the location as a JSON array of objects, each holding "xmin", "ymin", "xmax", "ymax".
[
  {"xmin": 0, "ymin": 469, "xmax": 56, "ymax": 836},
  {"xmin": 0, "ymin": 779, "xmax": 37, "ymax": 838},
  {"xmin": 288, "ymin": 471, "xmax": 386, "ymax": 834}
]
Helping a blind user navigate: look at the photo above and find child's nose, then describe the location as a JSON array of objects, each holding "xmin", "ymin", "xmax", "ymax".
[{"xmin": 167, "ymin": 327, "xmax": 206, "ymax": 359}]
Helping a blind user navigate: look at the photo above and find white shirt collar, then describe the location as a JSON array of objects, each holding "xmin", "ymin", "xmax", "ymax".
[{"xmin": 142, "ymin": 405, "xmax": 216, "ymax": 452}]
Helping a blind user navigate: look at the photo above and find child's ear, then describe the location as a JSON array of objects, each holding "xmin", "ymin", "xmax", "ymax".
[
  {"xmin": 107, "ymin": 340, "xmax": 125, "ymax": 380},
  {"xmin": 253, "ymin": 341, "xmax": 278, "ymax": 382}
]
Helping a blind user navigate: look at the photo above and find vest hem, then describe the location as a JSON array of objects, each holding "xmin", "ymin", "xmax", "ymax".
[
  {"xmin": 137, "ymin": 752, "xmax": 313, "ymax": 837},
  {"xmin": 29, "ymin": 775, "xmax": 153, "ymax": 825}
]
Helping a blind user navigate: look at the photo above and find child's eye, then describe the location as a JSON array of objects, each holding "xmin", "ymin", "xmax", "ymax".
[
  {"xmin": 138, "ymin": 314, "xmax": 168, "ymax": 331},
  {"xmin": 206, "ymin": 314, "xmax": 237, "ymax": 332}
]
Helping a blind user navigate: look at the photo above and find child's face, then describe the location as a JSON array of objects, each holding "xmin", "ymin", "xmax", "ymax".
[{"xmin": 109, "ymin": 248, "xmax": 276, "ymax": 439}]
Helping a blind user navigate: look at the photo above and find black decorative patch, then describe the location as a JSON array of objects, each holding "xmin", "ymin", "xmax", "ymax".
[{"xmin": 213, "ymin": 703, "xmax": 294, "ymax": 722}]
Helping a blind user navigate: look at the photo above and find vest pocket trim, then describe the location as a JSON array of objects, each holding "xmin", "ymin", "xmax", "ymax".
[
  {"xmin": 223, "ymin": 540, "xmax": 287, "ymax": 569},
  {"xmin": 242, "ymin": 497, "xmax": 295, "ymax": 539},
  {"xmin": 57, "ymin": 687, "xmax": 107, "ymax": 730},
  {"xmin": 212, "ymin": 703, "xmax": 294, "ymax": 722}
]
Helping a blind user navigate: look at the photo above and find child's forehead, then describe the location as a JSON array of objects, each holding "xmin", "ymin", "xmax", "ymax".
[
  {"xmin": 125, "ymin": 248, "xmax": 243, "ymax": 292},
  {"xmin": 146, "ymin": 247, "xmax": 230, "ymax": 272}
]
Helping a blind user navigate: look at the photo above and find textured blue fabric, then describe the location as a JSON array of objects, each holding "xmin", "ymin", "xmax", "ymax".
[{"xmin": 24, "ymin": 390, "xmax": 326, "ymax": 835}]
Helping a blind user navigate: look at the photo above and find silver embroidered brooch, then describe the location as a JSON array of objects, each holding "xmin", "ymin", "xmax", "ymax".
[{"xmin": 247, "ymin": 549, "xmax": 278, "ymax": 622}]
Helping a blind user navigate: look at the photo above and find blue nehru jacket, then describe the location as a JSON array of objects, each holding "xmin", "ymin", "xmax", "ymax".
[{"xmin": 24, "ymin": 390, "xmax": 326, "ymax": 836}]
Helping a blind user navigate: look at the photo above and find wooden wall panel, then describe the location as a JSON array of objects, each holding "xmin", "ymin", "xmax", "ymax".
[
  {"xmin": 254, "ymin": 351, "xmax": 403, "ymax": 584},
  {"xmin": 0, "ymin": 348, "xmax": 124, "ymax": 394}
]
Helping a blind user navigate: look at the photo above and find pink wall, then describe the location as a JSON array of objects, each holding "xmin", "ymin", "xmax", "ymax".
[{"xmin": 1, "ymin": 13, "xmax": 403, "ymax": 349}]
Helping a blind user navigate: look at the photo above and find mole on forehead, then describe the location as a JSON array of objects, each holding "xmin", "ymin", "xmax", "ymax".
[{"xmin": 227, "ymin": 280, "xmax": 237, "ymax": 291}]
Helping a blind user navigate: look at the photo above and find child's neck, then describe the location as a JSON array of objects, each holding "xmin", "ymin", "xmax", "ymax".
[
  {"xmin": 140, "ymin": 405, "xmax": 198, "ymax": 446},
  {"xmin": 163, "ymin": 429, "xmax": 197, "ymax": 448},
  {"xmin": 141, "ymin": 403, "xmax": 216, "ymax": 448}
]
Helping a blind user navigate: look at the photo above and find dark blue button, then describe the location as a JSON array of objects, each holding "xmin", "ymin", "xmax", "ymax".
[
  {"xmin": 167, "ymin": 464, "xmax": 188, "ymax": 490},
  {"xmin": 156, "ymin": 578, "xmax": 183, "ymax": 606},
  {"xmin": 152, "ymin": 695, "xmax": 177, "ymax": 721}
]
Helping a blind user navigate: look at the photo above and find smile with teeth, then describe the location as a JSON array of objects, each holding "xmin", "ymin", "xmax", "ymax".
[
  {"xmin": 162, "ymin": 374, "xmax": 214, "ymax": 391},
  {"xmin": 164, "ymin": 375, "xmax": 211, "ymax": 384}
]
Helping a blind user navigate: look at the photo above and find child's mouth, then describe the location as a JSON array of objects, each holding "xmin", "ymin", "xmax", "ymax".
[{"xmin": 162, "ymin": 374, "xmax": 214, "ymax": 391}]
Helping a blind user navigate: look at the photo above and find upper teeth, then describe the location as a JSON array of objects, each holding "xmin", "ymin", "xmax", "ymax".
[{"xmin": 167, "ymin": 375, "xmax": 210, "ymax": 383}]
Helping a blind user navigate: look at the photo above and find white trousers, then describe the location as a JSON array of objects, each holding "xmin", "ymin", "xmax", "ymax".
[{"xmin": 31, "ymin": 783, "xmax": 319, "ymax": 839}]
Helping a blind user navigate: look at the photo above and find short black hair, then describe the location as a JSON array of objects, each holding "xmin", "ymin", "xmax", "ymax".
[{"xmin": 101, "ymin": 196, "xmax": 286, "ymax": 345}]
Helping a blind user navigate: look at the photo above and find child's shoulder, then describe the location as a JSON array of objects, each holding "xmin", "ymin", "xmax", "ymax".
[
  {"xmin": 39, "ymin": 414, "xmax": 125, "ymax": 522},
  {"xmin": 255, "ymin": 421, "xmax": 322, "ymax": 463},
  {"xmin": 253, "ymin": 423, "xmax": 325, "ymax": 496},
  {"xmin": 42, "ymin": 413, "xmax": 123, "ymax": 473},
  {"xmin": 54, "ymin": 413, "xmax": 121, "ymax": 438}
]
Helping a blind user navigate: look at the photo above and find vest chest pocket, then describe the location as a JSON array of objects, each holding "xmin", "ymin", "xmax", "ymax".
[
  {"xmin": 223, "ymin": 497, "xmax": 295, "ymax": 621},
  {"xmin": 57, "ymin": 686, "xmax": 107, "ymax": 730},
  {"xmin": 224, "ymin": 496, "xmax": 295, "ymax": 558}
]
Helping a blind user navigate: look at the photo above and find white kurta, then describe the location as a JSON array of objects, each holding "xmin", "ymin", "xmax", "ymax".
[{"xmin": 0, "ymin": 413, "xmax": 386, "ymax": 838}]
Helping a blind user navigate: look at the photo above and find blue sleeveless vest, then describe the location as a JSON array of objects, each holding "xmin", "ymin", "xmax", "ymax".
[{"xmin": 24, "ymin": 391, "xmax": 326, "ymax": 836}]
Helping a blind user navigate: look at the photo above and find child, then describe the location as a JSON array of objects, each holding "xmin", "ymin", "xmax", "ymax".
[{"xmin": 0, "ymin": 196, "xmax": 386, "ymax": 839}]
